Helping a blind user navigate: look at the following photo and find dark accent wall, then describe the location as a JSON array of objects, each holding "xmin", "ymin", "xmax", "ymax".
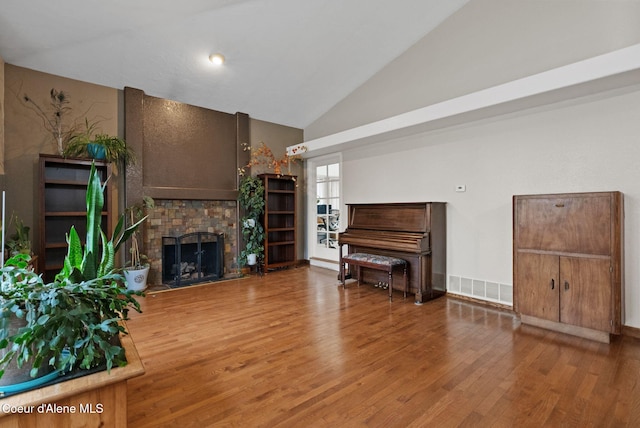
[{"xmin": 124, "ymin": 87, "xmax": 249, "ymax": 205}]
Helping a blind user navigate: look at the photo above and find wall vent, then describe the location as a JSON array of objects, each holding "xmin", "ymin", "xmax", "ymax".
[{"xmin": 448, "ymin": 275, "xmax": 513, "ymax": 307}]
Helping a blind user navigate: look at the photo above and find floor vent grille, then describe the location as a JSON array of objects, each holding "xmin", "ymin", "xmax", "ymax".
[{"xmin": 448, "ymin": 275, "xmax": 512, "ymax": 306}]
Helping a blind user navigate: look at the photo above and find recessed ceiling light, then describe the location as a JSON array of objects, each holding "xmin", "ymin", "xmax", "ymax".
[{"xmin": 209, "ymin": 53, "xmax": 225, "ymax": 66}]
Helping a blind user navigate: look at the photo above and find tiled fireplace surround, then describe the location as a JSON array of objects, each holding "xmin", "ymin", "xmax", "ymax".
[
  {"xmin": 142, "ymin": 199, "xmax": 238, "ymax": 286},
  {"xmin": 123, "ymin": 88, "xmax": 251, "ymax": 286},
  {"xmin": 123, "ymin": 88, "xmax": 260, "ymax": 286}
]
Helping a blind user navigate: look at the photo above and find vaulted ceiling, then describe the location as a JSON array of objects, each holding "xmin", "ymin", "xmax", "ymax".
[{"xmin": 0, "ymin": 0, "xmax": 469, "ymax": 129}]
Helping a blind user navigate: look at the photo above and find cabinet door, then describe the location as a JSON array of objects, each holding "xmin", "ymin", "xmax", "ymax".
[
  {"xmin": 516, "ymin": 252, "xmax": 559, "ymax": 322},
  {"xmin": 515, "ymin": 194, "xmax": 611, "ymax": 255},
  {"xmin": 560, "ymin": 257, "xmax": 612, "ymax": 332}
]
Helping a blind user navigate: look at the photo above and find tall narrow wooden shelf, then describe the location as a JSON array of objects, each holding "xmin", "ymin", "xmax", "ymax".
[
  {"xmin": 259, "ymin": 174, "xmax": 297, "ymax": 270},
  {"xmin": 39, "ymin": 155, "xmax": 112, "ymax": 282}
]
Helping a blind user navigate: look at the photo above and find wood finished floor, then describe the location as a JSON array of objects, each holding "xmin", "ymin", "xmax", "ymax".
[{"xmin": 126, "ymin": 266, "xmax": 640, "ymax": 427}]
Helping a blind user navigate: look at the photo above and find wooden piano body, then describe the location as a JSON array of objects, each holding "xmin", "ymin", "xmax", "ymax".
[{"xmin": 338, "ymin": 202, "xmax": 446, "ymax": 303}]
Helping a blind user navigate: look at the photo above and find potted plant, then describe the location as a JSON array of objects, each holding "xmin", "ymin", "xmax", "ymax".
[
  {"xmin": 63, "ymin": 119, "xmax": 136, "ymax": 168},
  {"xmin": 241, "ymin": 141, "xmax": 306, "ymax": 176},
  {"xmin": 238, "ymin": 175, "xmax": 265, "ymax": 267},
  {"xmin": 123, "ymin": 196, "xmax": 155, "ymax": 291},
  {"xmin": 4, "ymin": 214, "xmax": 31, "ymax": 257},
  {"xmin": 0, "ymin": 163, "xmax": 144, "ymax": 391}
]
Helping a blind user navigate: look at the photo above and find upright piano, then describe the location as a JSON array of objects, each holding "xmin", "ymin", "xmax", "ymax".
[{"xmin": 338, "ymin": 202, "xmax": 446, "ymax": 303}]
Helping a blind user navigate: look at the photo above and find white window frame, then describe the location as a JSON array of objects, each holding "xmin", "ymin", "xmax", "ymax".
[{"xmin": 306, "ymin": 153, "xmax": 342, "ymax": 270}]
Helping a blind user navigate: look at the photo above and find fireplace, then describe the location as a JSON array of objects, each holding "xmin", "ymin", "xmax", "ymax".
[{"xmin": 162, "ymin": 232, "xmax": 224, "ymax": 287}]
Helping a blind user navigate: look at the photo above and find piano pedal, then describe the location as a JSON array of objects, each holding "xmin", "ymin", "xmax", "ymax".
[{"xmin": 374, "ymin": 281, "xmax": 389, "ymax": 290}]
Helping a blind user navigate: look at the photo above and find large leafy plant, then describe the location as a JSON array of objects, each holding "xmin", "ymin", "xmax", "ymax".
[
  {"xmin": 238, "ymin": 175, "xmax": 265, "ymax": 267},
  {"xmin": 56, "ymin": 163, "xmax": 144, "ymax": 283},
  {"xmin": 0, "ymin": 163, "xmax": 145, "ymax": 380},
  {"xmin": 1, "ymin": 255, "xmax": 138, "ymax": 378}
]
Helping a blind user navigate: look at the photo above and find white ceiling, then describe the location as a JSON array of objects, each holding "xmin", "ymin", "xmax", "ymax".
[{"xmin": 0, "ymin": 0, "xmax": 469, "ymax": 129}]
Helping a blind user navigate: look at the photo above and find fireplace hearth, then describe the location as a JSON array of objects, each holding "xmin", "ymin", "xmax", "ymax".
[{"xmin": 162, "ymin": 232, "xmax": 224, "ymax": 287}]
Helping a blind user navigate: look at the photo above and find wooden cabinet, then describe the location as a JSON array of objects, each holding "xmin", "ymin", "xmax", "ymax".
[
  {"xmin": 513, "ymin": 192, "xmax": 623, "ymax": 342},
  {"xmin": 259, "ymin": 174, "xmax": 297, "ymax": 270},
  {"xmin": 39, "ymin": 155, "xmax": 112, "ymax": 282}
]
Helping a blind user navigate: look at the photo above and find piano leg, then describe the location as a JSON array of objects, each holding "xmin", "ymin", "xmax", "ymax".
[
  {"xmin": 389, "ymin": 264, "xmax": 408, "ymax": 302},
  {"xmin": 403, "ymin": 265, "xmax": 408, "ymax": 299},
  {"xmin": 339, "ymin": 245, "xmax": 345, "ymax": 288}
]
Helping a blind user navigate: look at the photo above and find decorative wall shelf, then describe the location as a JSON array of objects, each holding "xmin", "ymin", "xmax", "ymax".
[{"xmin": 291, "ymin": 43, "xmax": 640, "ymax": 158}]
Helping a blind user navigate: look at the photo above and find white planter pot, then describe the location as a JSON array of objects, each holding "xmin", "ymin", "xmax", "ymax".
[
  {"xmin": 124, "ymin": 266, "xmax": 150, "ymax": 291},
  {"xmin": 247, "ymin": 253, "xmax": 257, "ymax": 266}
]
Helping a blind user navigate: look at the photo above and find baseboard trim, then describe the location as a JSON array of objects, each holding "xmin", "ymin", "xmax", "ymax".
[
  {"xmin": 447, "ymin": 292, "xmax": 514, "ymax": 313},
  {"xmin": 623, "ymin": 325, "xmax": 640, "ymax": 339},
  {"xmin": 520, "ymin": 314, "xmax": 611, "ymax": 343},
  {"xmin": 309, "ymin": 258, "xmax": 339, "ymax": 271},
  {"xmin": 445, "ymin": 292, "xmax": 640, "ymax": 341}
]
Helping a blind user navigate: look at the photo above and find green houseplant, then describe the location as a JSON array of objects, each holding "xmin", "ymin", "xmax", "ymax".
[
  {"xmin": 0, "ymin": 163, "xmax": 145, "ymax": 388},
  {"xmin": 4, "ymin": 214, "xmax": 31, "ymax": 257},
  {"xmin": 123, "ymin": 196, "xmax": 155, "ymax": 291},
  {"xmin": 238, "ymin": 175, "xmax": 265, "ymax": 267},
  {"xmin": 63, "ymin": 119, "xmax": 136, "ymax": 168}
]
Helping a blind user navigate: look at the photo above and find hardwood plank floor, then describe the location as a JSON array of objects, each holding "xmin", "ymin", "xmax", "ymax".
[{"xmin": 126, "ymin": 266, "xmax": 640, "ymax": 427}]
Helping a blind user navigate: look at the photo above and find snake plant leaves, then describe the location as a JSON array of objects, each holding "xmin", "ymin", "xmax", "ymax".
[
  {"xmin": 56, "ymin": 226, "xmax": 84, "ymax": 283},
  {"xmin": 0, "ymin": 160, "xmax": 145, "ymax": 382},
  {"xmin": 84, "ymin": 163, "xmax": 105, "ymax": 273},
  {"xmin": 98, "ymin": 231, "xmax": 115, "ymax": 278}
]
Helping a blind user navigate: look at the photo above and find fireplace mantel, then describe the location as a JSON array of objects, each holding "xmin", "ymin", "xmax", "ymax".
[{"xmin": 124, "ymin": 87, "xmax": 250, "ymax": 204}]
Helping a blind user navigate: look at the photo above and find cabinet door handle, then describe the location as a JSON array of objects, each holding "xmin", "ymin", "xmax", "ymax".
[
  {"xmin": 551, "ymin": 279, "xmax": 555, "ymax": 290},
  {"xmin": 564, "ymin": 280, "xmax": 570, "ymax": 290}
]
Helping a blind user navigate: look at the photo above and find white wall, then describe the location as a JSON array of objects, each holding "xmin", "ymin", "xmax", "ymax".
[
  {"xmin": 306, "ymin": 0, "xmax": 640, "ymax": 140},
  {"xmin": 340, "ymin": 86, "xmax": 640, "ymax": 326},
  {"xmin": 304, "ymin": 0, "xmax": 640, "ymax": 326}
]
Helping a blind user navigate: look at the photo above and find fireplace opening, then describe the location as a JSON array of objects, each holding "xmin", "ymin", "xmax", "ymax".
[{"xmin": 162, "ymin": 232, "xmax": 224, "ymax": 287}]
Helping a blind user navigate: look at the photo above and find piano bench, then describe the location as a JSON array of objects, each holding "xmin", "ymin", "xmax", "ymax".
[{"xmin": 340, "ymin": 253, "xmax": 408, "ymax": 302}]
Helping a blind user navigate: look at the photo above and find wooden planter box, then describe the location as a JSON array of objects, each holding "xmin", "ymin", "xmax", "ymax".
[{"xmin": 0, "ymin": 325, "xmax": 144, "ymax": 427}]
